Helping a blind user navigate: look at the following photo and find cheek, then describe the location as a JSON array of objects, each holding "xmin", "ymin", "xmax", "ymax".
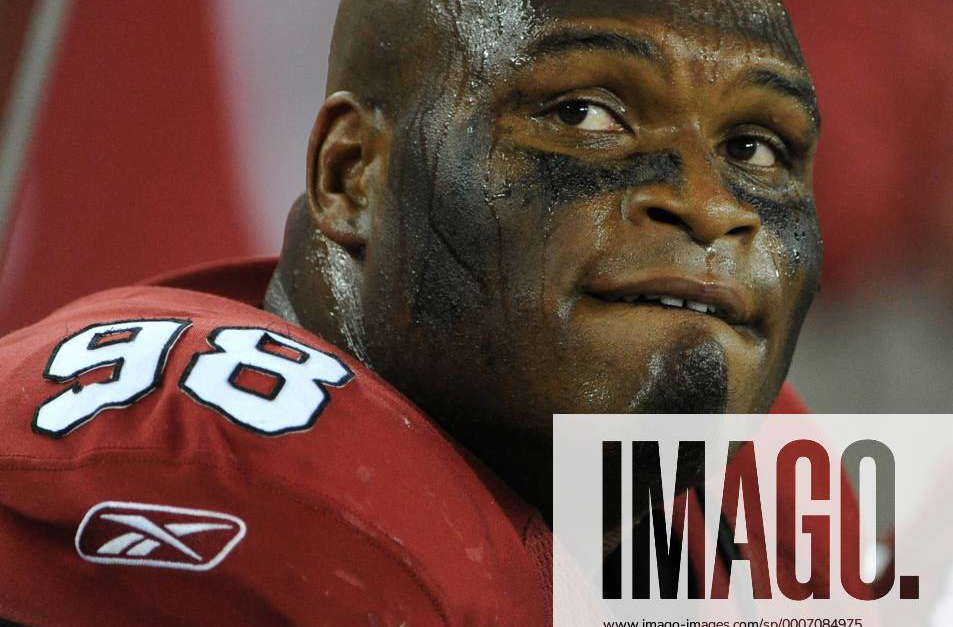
[
  {"xmin": 487, "ymin": 149, "xmax": 684, "ymax": 306},
  {"xmin": 524, "ymin": 150, "xmax": 682, "ymax": 219},
  {"xmin": 728, "ymin": 179, "xmax": 822, "ymax": 287},
  {"xmin": 726, "ymin": 179, "xmax": 821, "ymax": 398},
  {"xmin": 387, "ymin": 113, "xmax": 506, "ymax": 330}
]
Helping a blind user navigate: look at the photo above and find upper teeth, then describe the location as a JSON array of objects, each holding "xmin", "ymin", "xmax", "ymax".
[{"xmin": 610, "ymin": 294, "xmax": 718, "ymax": 315}]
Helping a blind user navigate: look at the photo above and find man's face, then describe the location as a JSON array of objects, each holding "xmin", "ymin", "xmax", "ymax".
[{"xmin": 360, "ymin": 0, "xmax": 821, "ymax": 440}]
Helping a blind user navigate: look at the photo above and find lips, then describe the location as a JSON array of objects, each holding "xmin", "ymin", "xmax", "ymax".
[{"xmin": 585, "ymin": 275, "xmax": 756, "ymax": 327}]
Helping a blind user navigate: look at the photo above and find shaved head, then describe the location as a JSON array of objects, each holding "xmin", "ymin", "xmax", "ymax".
[{"xmin": 326, "ymin": 0, "xmax": 433, "ymax": 112}]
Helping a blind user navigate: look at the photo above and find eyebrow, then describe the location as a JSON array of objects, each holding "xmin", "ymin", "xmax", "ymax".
[
  {"xmin": 742, "ymin": 69, "xmax": 821, "ymax": 132},
  {"xmin": 526, "ymin": 28, "xmax": 664, "ymax": 65}
]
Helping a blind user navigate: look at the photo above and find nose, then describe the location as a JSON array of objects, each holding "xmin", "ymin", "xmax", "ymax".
[{"xmin": 623, "ymin": 183, "xmax": 761, "ymax": 245}]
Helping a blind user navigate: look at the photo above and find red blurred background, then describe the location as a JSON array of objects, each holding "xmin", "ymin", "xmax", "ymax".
[{"xmin": 1, "ymin": 0, "xmax": 951, "ymax": 411}]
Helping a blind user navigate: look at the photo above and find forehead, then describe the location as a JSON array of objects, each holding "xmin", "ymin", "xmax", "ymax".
[
  {"xmin": 445, "ymin": 0, "xmax": 804, "ymax": 68},
  {"xmin": 543, "ymin": 1, "xmax": 795, "ymax": 39},
  {"xmin": 544, "ymin": 0, "xmax": 802, "ymax": 62}
]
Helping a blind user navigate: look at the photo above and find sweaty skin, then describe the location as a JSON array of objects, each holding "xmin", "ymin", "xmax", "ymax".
[{"xmin": 266, "ymin": 0, "xmax": 822, "ymax": 517}]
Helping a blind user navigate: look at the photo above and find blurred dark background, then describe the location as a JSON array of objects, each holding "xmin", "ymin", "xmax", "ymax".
[{"xmin": 1, "ymin": 0, "xmax": 951, "ymax": 413}]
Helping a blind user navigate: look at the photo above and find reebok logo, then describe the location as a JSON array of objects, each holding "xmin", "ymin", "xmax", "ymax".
[{"xmin": 75, "ymin": 501, "xmax": 246, "ymax": 571}]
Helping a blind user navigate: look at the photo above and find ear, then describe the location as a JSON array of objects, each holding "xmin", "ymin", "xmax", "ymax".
[{"xmin": 307, "ymin": 91, "xmax": 376, "ymax": 255}]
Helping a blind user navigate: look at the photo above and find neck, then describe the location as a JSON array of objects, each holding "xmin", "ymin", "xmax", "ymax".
[
  {"xmin": 266, "ymin": 197, "xmax": 369, "ymax": 364},
  {"xmin": 263, "ymin": 271, "xmax": 301, "ymax": 324}
]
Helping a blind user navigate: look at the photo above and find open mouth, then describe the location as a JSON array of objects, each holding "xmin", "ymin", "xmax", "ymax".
[
  {"xmin": 584, "ymin": 275, "xmax": 758, "ymax": 330},
  {"xmin": 590, "ymin": 292, "xmax": 723, "ymax": 317}
]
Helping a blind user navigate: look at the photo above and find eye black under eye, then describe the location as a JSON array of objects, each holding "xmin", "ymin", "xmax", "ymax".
[
  {"xmin": 725, "ymin": 136, "xmax": 759, "ymax": 161},
  {"xmin": 555, "ymin": 101, "xmax": 589, "ymax": 126}
]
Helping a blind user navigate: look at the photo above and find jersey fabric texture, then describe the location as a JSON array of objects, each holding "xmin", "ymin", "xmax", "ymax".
[{"xmin": 0, "ymin": 257, "xmax": 811, "ymax": 626}]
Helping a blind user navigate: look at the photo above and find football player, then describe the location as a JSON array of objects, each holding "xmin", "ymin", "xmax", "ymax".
[{"xmin": 0, "ymin": 0, "xmax": 824, "ymax": 624}]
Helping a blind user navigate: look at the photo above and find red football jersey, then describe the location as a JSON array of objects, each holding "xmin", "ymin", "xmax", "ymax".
[
  {"xmin": 0, "ymin": 258, "xmax": 551, "ymax": 626},
  {"xmin": 0, "ymin": 257, "xmax": 810, "ymax": 626}
]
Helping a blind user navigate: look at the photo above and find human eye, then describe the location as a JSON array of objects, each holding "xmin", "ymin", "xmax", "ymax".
[
  {"xmin": 722, "ymin": 134, "xmax": 786, "ymax": 168},
  {"xmin": 541, "ymin": 99, "xmax": 626, "ymax": 132}
]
